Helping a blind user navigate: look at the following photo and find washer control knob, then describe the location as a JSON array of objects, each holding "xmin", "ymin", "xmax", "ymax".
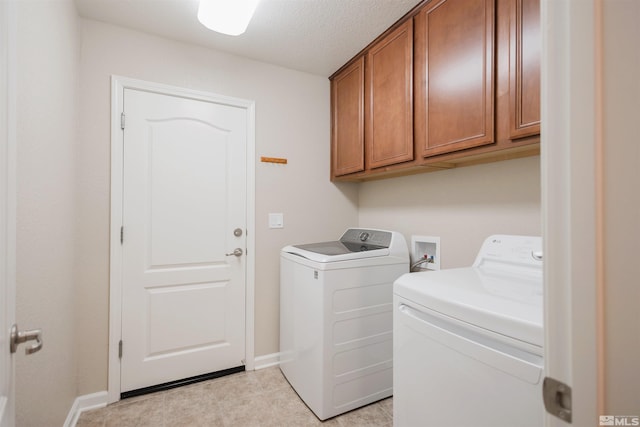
[{"xmin": 359, "ymin": 232, "xmax": 370, "ymax": 242}]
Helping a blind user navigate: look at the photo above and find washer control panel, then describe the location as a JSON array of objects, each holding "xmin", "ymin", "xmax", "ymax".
[{"xmin": 341, "ymin": 229, "xmax": 392, "ymax": 248}]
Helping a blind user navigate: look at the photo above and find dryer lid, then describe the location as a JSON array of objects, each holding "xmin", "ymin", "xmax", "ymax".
[
  {"xmin": 395, "ymin": 267, "xmax": 543, "ymax": 347},
  {"xmin": 394, "ymin": 235, "xmax": 543, "ymax": 347}
]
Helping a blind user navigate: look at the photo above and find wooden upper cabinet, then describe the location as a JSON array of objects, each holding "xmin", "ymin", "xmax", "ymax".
[
  {"xmin": 509, "ymin": 0, "xmax": 540, "ymax": 139},
  {"xmin": 329, "ymin": 0, "xmax": 540, "ymax": 182},
  {"xmin": 365, "ymin": 20, "xmax": 414, "ymax": 169},
  {"xmin": 415, "ymin": 0, "xmax": 495, "ymax": 157},
  {"xmin": 331, "ymin": 56, "xmax": 365, "ymax": 177}
]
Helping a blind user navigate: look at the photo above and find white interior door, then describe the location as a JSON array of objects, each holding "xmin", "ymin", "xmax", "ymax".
[
  {"xmin": 0, "ymin": 0, "xmax": 15, "ymax": 425},
  {"xmin": 120, "ymin": 88, "xmax": 247, "ymax": 393}
]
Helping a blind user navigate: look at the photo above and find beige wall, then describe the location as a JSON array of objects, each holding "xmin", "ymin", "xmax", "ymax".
[
  {"xmin": 75, "ymin": 17, "xmax": 541, "ymax": 399},
  {"xmin": 13, "ymin": 0, "xmax": 640, "ymax": 421},
  {"xmin": 14, "ymin": 3, "xmax": 542, "ymax": 418},
  {"xmin": 358, "ymin": 156, "xmax": 541, "ymax": 268},
  {"xmin": 15, "ymin": 0, "xmax": 80, "ymax": 425},
  {"xmin": 76, "ymin": 19, "xmax": 358, "ymax": 394},
  {"xmin": 602, "ymin": 0, "xmax": 640, "ymax": 413}
]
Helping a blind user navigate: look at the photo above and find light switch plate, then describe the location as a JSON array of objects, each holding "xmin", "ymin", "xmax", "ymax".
[{"xmin": 268, "ymin": 213, "xmax": 284, "ymax": 229}]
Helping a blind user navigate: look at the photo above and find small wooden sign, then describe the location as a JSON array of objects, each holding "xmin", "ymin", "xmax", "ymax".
[{"xmin": 260, "ymin": 157, "xmax": 288, "ymax": 164}]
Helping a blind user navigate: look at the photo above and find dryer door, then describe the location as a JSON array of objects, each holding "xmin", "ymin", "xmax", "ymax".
[{"xmin": 394, "ymin": 296, "xmax": 544, "ymax": 427}]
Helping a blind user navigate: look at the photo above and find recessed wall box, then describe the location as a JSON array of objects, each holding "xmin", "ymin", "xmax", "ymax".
[{"xmin": 411, "ymin": 235, "xmax": 441, "ymax": 271}]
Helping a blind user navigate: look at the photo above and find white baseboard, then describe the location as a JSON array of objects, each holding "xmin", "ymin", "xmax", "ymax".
[
  {"xmin": 253, "ymin": 352, "xmax": 281, "ymax": 370},
  {"xmin": 64, "ymin": 391, "xmax": 108, "ymax": 427}
]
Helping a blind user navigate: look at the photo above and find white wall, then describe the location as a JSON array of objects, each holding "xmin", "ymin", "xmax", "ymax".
[
  {"xmin": 76, "ymin": 19, "xmax": 358, "ymax": 394},
  {"xmin": 15, "ymin": 0, "xmax": 80, "ymax": 425},
  {"xmin": 358, "ymin": 156, "xmax": 541, "ymax": 268},
  {"xmin": 602, "ymin": 0, "xmax": 640, "ymax": 413}
]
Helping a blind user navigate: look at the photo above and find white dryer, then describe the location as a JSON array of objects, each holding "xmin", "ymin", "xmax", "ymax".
[
  {"xmin": 280, "ymin": 228, "xmax": 409, "ymax": 420},
  {"xmin": 394, "ymin": 235, "xmax": 544, "ymax": 427}
]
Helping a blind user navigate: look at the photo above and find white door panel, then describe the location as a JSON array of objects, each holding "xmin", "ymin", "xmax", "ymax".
[
  {"xmin": 147, "ymin": 119, "xmax": 227, "ymax": 267},
  {"xmin": 145, "ymin": 283, "xmax": 229, "ymax": 356},
  {"xmin": 121, "ymin": 88, "xmax": 246, "ymax": 392}
]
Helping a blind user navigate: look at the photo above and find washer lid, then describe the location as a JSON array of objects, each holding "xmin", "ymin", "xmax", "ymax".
[
  {"xmin": 294, "ymin": 240, "xmax": 387, "ymax": 255},
  {"xmin": 394, "ymin": 266, "xmax": 543, "ymax": 347},
  {"xmin": 284, "ymin": 242, "xmax": 390, "ymax": 263},
  {"xmin": 283, "ymin": 228, "xmax": 401, "ymax": 263}
]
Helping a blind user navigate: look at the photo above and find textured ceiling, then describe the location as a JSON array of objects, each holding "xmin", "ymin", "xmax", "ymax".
[{"xmin": 74, "ymin": 0, "xmax": 422, "ymax": 77}]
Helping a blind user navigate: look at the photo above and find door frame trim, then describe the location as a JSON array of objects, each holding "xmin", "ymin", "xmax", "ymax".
[
  {"xmin": 0, "ymin": 0, "xmax": 17, "ymax": 424},
  {"xmin": 541, "ymin": 1, "xmax": 600, "ymax": 424},
  {"xmin": 108, "ymin": 76, "xmax": 256, "ymax": 404}
]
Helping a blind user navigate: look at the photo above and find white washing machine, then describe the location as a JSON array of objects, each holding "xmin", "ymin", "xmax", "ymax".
[
  {"xmin": 394, "ymin": 235, "xmax": 544, "ymax": 427},
  {"xmin": 280, "ymin": 228, "xmax": 409, "ymax": 420}
]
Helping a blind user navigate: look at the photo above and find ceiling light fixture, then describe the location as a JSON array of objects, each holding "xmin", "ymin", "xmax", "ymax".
[{"xmin": 197, "ymin": 0, "xmax": 261, "ymax": 36}]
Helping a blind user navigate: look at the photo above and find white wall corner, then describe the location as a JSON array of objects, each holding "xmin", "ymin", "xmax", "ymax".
[{"xmin": 63, "ymin": 391, "xmax": 108, "ymax": 427}]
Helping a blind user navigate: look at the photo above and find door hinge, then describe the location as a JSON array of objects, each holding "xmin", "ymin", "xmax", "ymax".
[
  {"xmin": 120, "ymin": 226, "xmax": 124, "ymax": 244},
  {"xmin": 118, "ymin": 340, "xmax": 123, "ymax": 359},
  {"xmin": 120, "ymin": 112, "xmax": 125, "ymax": 130},
  {"xmin": 543, "ymin": 377, "xmax": 572, "ymax": 423}
]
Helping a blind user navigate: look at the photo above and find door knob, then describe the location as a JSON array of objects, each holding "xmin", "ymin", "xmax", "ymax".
[
  {"xmin": 10, "ymin": 324, "xmax": 43, "ymax": 355},
  {"xmin": 225, "ymin": 248, "xmax": 243, "ymax": 257}
]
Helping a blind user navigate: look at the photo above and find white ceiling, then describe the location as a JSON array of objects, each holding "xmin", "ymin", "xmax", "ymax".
[{"xmin": 74, "ymin": 0, "xmax": 422, "ymax": 77}]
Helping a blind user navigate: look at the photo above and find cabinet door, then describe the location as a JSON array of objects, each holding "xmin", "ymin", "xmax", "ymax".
[
  {"xmin": 415, "ymin": 0, "xmax": 495, "ymax": 157},
  {"xmin": 509, "ymin": 0, "xmax": 540, "ymax": 139},
  {"xmin": 366, "ymin": 20, "xmax": 414, "ymax": 169},
  {"xmin": 331, "ymin": 57, "xmax": 365, "ymax": 177}
]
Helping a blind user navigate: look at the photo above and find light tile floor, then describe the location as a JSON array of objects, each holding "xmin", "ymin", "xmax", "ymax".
[{"xmin": 76, "ymin": 367, "xmax": 393, "ymax": 427}]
